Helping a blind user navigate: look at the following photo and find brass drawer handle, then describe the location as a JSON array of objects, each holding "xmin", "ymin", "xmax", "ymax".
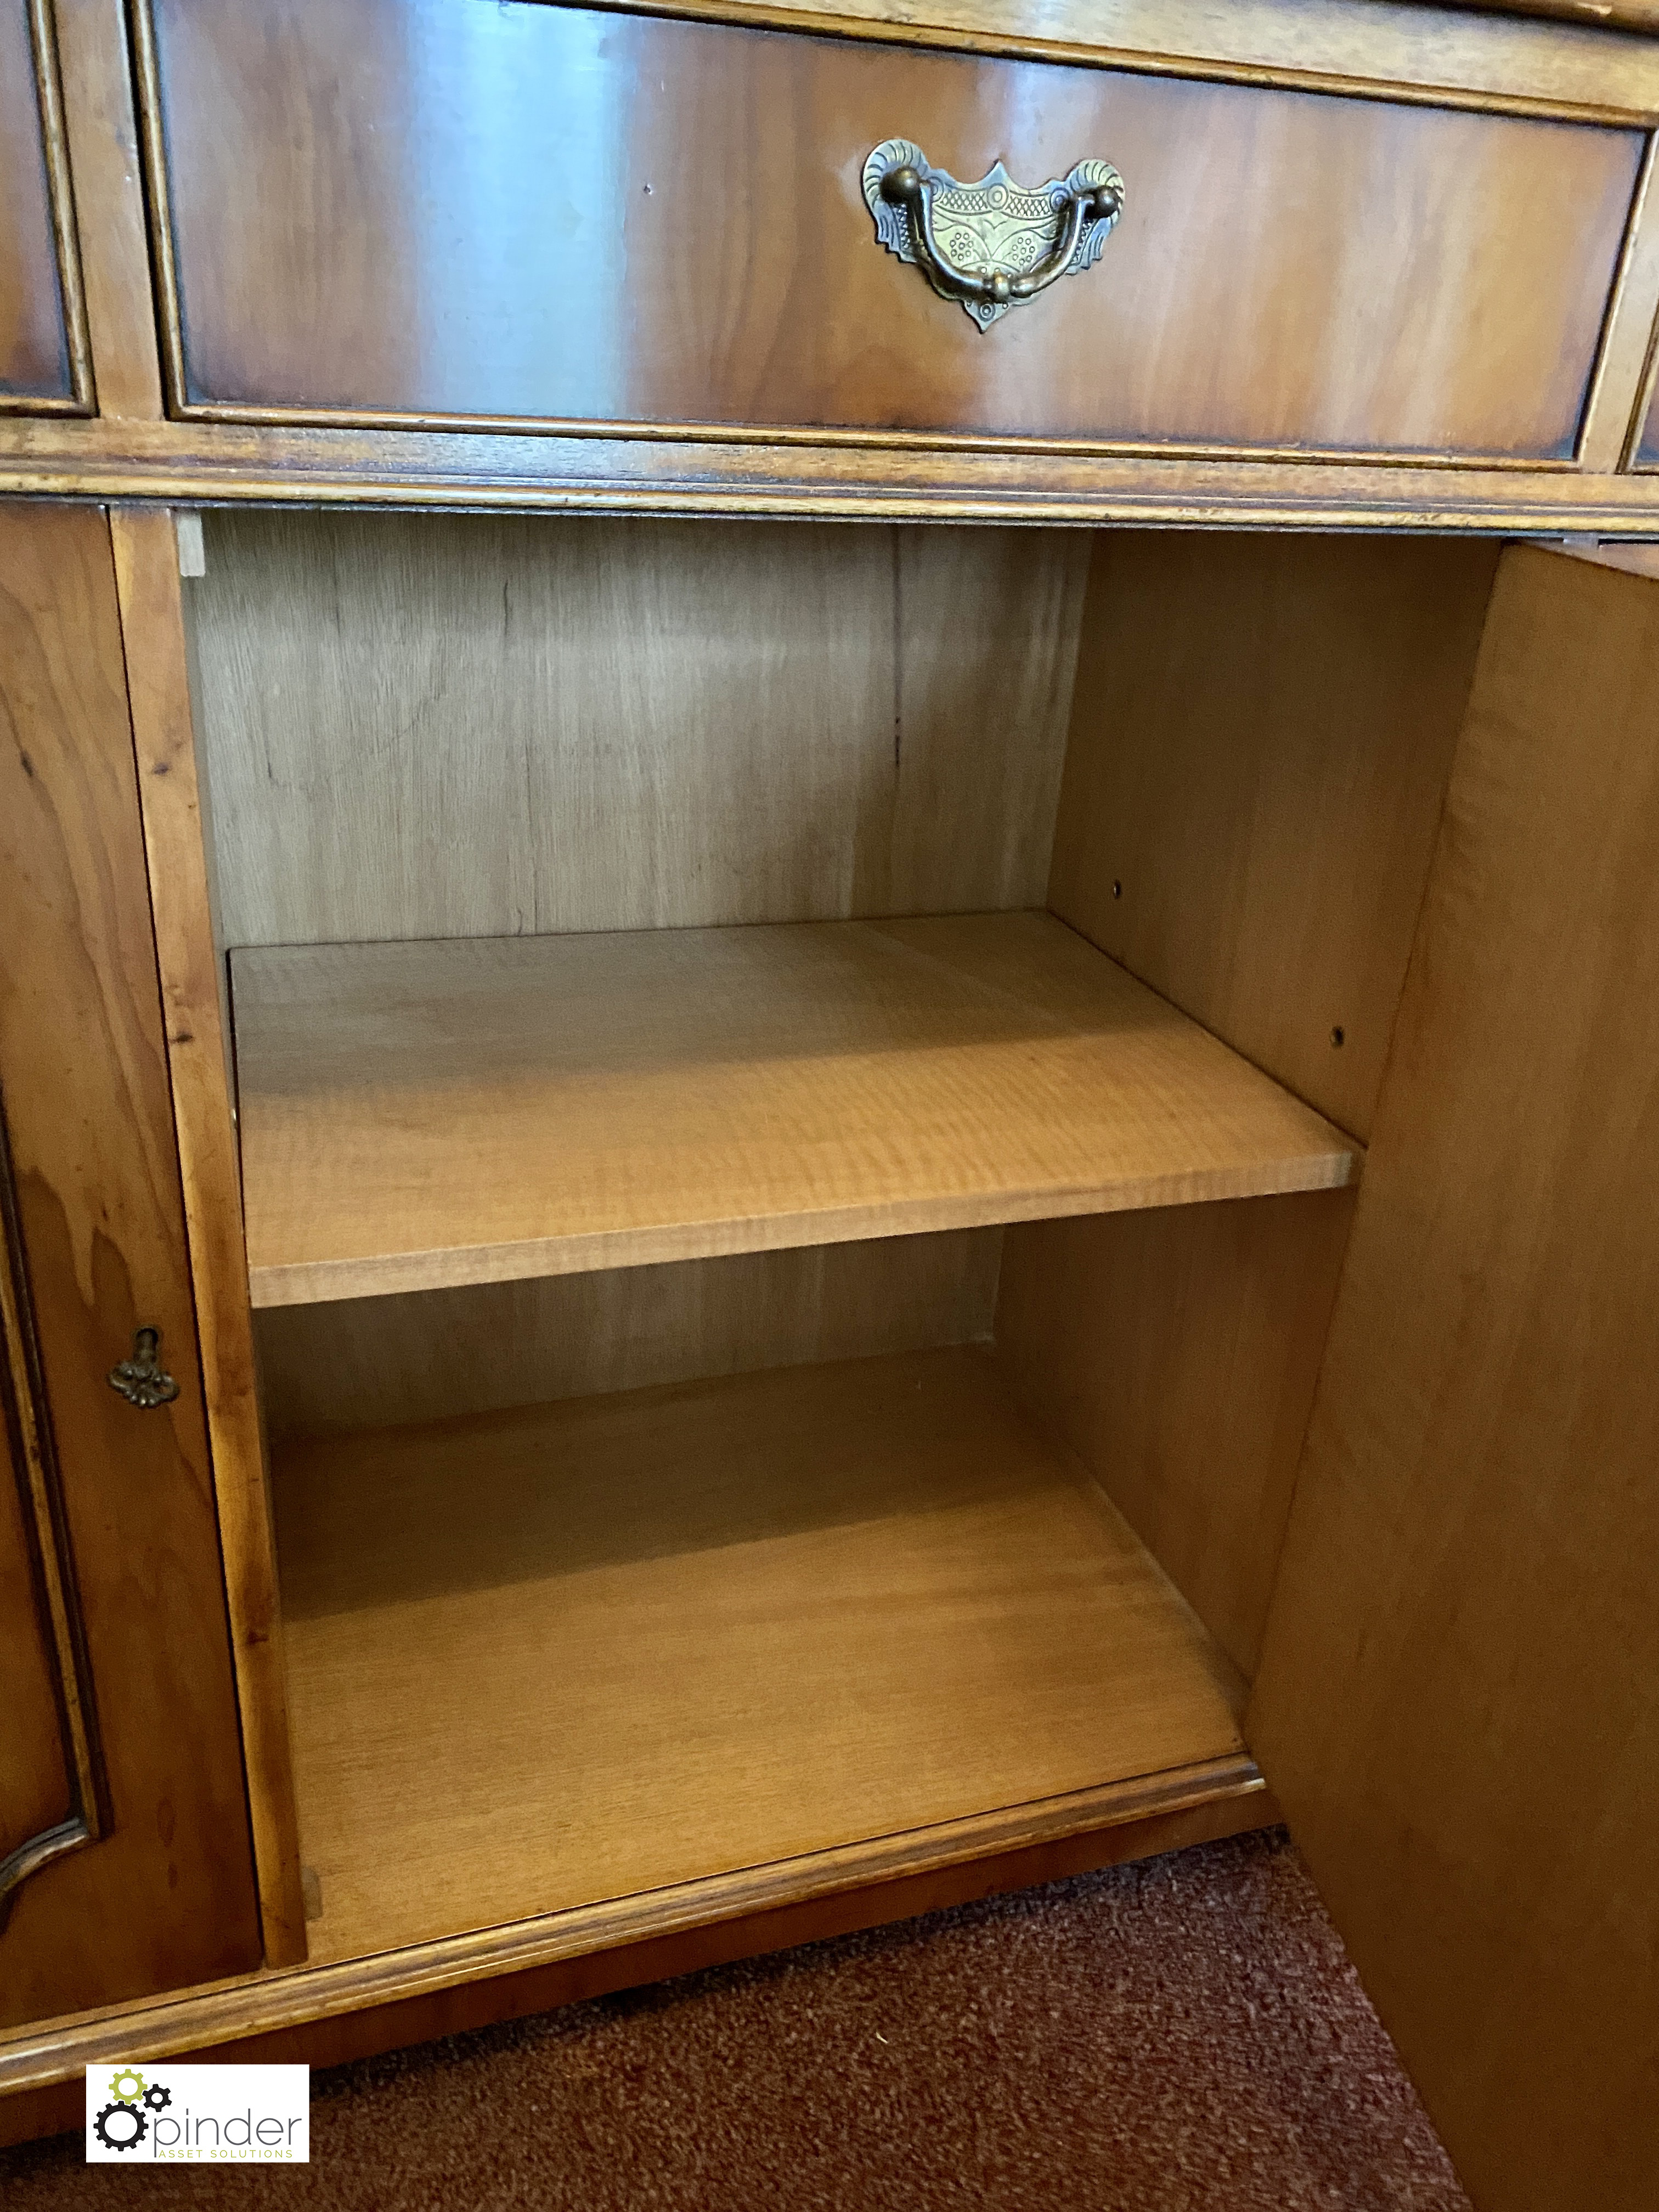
[
  {"xmin": 863, "ymin": 139, "xmax": 1124, "ymax": 330},
  {"xmin": 108, "ymin": 1327, "xmax": 179, "ymax": 1409}
]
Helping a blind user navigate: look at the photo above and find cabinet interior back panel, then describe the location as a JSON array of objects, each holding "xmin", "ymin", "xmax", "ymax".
[
  {"xmin": 256, "ymin": 1229, "xmax": 1005, "ymax": 1438},
  {"xmin": 187, "ymin": 511, "xmax": 1090, "ymax": 949}
]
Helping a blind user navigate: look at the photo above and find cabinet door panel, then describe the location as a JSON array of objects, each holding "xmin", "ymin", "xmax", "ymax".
[
  {"xmin": 0, "ymin": 0, "xmax": 85, "ymax": 411},
  {"xmin": 1250, "ymin": 544, "xmax": 1659, "ymax": 2212},
  {"xmin": 0, "ymin": 500, "xmax": 260, "ymax": 2025}
]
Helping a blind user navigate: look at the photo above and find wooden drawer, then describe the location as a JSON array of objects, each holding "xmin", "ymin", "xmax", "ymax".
[
  {"xmin": 138, "ymin": 0, "xmax": 1642, "ymax": 461},
  {"xmin": 0, "ymin": 0, "xmax": 89, "ymax": 414}
]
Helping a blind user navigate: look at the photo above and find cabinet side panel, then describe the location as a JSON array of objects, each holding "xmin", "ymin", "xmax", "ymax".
[
  {"xmin": 0, "ymin": 501, "xmax": 261, "ymax": 2023},
  {"xmin": 1250, "ymin": 544, "xmax": 1659, "ymax": 2212},
  {"xmin": 185, "ymin": 511, "xmax": 1088, "ymax": 949},
  {"xmin": 1048, "ymin": 532, "xmax": 1498, "ymax": 1141},
  {"xmin": 996, "ymin": 1192, "xmax": 1352, "ymax": 1681}
]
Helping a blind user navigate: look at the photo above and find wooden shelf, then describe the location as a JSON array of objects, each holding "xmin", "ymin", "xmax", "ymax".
[
  {"xmin": 273, "ymin": 1344, "xmax": 1253, "ymax": 1965},
  {"xmin": 233, "ymin": 912, "xmax": 1359, "ymax": 1308}
]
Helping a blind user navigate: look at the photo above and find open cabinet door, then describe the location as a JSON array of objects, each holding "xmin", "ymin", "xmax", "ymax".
[
  {"xmin": 1248, "ymin": 543, "xmax": 1659, "ymax": 2212},
  {"xmin": 0, "ymin": 503, "xmax": 263, "ymax": 2025}
]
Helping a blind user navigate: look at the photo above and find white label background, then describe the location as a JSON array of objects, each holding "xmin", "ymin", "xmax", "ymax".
[{"xmin": 86, "ymin": 2064, "xmax": 311, "ymax": 2163}]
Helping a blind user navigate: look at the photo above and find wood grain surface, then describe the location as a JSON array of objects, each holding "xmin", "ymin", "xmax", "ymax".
[
  {"xmin": 231, "ymin": 913, "xmax": 1359, "ymax": 1308},
  {"xmin": 143, "ymin": 0, "xmax": 1638, "ymax": 458},
  {"xmin": 256, "ymin": 1231, "xmax": 1001, "ymax": 1437},
  {"xmin": 1049, "ymin": 532, "xmax": 1499, "ymax": 1140},
  {"xmin": 273, "ymin": 1342, "xmax": 1249, "ymax": 1962},
  {"xmin": 0, "ymin": 0, "xmax": 74, "ymax": 409},
  {"xmin": 52, "ymin": 0, "xmax": 166, "ymax": 419},
  {"xmin": 997, "ymin": 1190, "xmax": 1355, "ymax": 1681},
  {"xmin": 108, "ymin": 507, "xmax": 307, "ymax": 1966},
  {"xmin": 0, "ymin": 502, "xmax": 260, "ymax": 2025},
  {"xmin": 185, "ymin": 511, "xmax": 1087, "ymax": 948},
  {"xmin": 1250, "ymin": 544, "xmax": 1659, "ymax": 2212}
]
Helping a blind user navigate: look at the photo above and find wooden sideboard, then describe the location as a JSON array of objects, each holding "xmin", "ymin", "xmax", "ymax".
[{"xmin": 3, "ymin": 5, "xmax": 1657, "ymax": 2209}]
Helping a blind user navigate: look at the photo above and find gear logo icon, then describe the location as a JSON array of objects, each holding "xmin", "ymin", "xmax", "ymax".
[
  {"xmin": 143, "ymin": 2082, "xmax": 172, "ymax": 2112},
  {"xmin": 94, "ymin": 2101, "xmax": 148, "ymax": 2153},
  {"xmin": 108, "ymin": 2068, "xmax": 146, "ymax": 2104}
]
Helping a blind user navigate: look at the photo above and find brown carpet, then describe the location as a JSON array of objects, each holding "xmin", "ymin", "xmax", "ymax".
[{"xmin": 2, "ymin": 1830, "xmax": 1470, "ymax": 2209}]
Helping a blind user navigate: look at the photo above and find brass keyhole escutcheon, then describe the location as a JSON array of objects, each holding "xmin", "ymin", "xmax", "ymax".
[{"xmin": 108, "ymin": 1327, "xmax": 180, "ymax": 1410}]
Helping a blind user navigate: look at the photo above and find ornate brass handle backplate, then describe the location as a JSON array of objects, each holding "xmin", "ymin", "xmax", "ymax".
[{"xmin": 862, "ymin": 140, "xmax": 1124, "ymax": 330}]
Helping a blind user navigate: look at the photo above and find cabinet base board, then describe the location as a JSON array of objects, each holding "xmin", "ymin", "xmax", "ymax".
[{"xmin": 0, "ymin": 1764, "xmax": 1272, "ymax": 2148}]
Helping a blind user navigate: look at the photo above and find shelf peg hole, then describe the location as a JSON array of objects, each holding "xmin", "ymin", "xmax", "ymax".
[
  {"xmin": 1330, "ymin": 1025, "xmax": 1345, "ymax": 1048},
  {"xmin": 1111, "ymin": 879, "xmax": 1122, "ymax": 900}
]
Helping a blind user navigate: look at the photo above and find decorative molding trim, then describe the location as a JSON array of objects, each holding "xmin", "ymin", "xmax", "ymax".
[
  {"xmin": 7, "ymin": 417, "xmax": 1659, "ymax": 527},
  {"xmin": 1576, "ymin": 132, "xmax": 1659, "ymax": 471},
  {"xmin": 1, "ymin": 0, "xmax": 97, "ymax": 418},
  {"xmin": 0, "ymin": 1755, "xmax": 1266, "ymax": 2091},
  {"xmin": 150, "ymin": 398, "xmax": 1592, "ymax": 474},
  {"xmin": 127, "ymin": 0, "xmax": 186, "ymax": 421},
  {"xmin": 0, "ymin": 1821, "xmax": 91, "ymax": 1928},
  {"xmin": 0, "ymin": 1101, "xmax": 106, "ymax": 1931},
  {"xmin": 1625, "ymin": 261, "xmax": 1659, "ymax": 465},
  {"xmin": 532, "ymin": 0, "xmax": 1659, "ymax": 125}
]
